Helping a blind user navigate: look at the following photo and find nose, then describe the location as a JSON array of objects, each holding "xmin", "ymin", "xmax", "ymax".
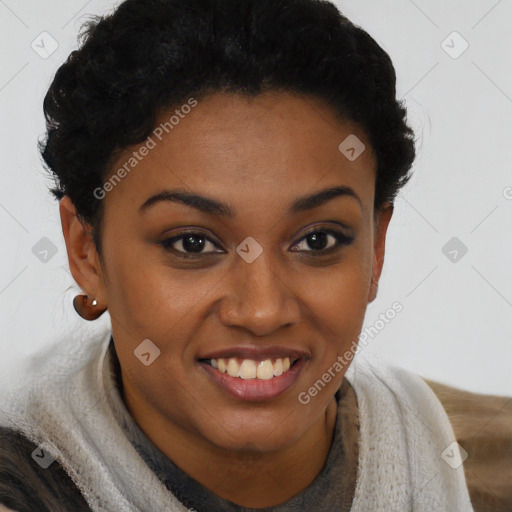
[{"xmin": 217, "ymin": 250, "xmax": 301, "ymax": 337}]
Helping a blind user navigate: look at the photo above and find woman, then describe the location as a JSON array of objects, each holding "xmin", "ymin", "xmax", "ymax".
[{"xmin": 0, "ymin": 0, "xmax": 510, "ymax": 510}]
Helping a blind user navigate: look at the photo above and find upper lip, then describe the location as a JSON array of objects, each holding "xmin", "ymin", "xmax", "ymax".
[{"xmin": 198, "ymin": 346, "xmax": 310, "ymax": 362}]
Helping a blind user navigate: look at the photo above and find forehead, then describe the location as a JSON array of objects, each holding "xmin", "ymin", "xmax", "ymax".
[{"xmin": 103, "ymin": 91, "xmax": 376, "ymax": 220}]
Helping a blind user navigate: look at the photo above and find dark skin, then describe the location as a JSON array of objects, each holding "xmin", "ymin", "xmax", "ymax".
[{"xmin": 60, "ymin": 91, "xmax": 393, "ymax": 507}]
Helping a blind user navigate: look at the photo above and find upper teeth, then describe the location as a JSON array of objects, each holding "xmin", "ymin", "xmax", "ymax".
[{"xmin": 210, "ymin": 357, "xmax": 292, "ymax": 379}]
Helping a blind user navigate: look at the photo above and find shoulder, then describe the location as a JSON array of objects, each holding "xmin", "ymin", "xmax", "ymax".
[
  {"xmin": 423, "ymin": 379, "xmax": 512, "ymax": 512},
  {"xmin": 0, "ymin": 426, "xmax": 90, "ymax": 511}
]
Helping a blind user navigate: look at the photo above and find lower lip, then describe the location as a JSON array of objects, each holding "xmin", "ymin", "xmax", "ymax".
[{"xmin": 198, "ymin": 358, "xmax": 307, "ymax": 402}]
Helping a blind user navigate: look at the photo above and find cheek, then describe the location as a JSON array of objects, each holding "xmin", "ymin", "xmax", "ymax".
[
  {"xmin": 102, "ymin": 240, "xmax": 221, "ymax": 336},
  {"xmin": 297, "ymin": 250, "xmax": 372, "ymax": 357},
  {"xmin": 305, "ymin": 247, "xmax": 372, "ymax": 310},
  {"xmin": 309, "ymin": 264, "xmax": 369, "ymax": 311},
  {"xmin": 119, "ymin": 349, "xmax": 199, "ymax": 437}
]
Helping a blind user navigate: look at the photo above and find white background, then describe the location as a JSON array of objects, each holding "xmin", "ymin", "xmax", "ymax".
[{"xmin": 0, "ymin": 0, "xmax": 511, "ymax": 396}]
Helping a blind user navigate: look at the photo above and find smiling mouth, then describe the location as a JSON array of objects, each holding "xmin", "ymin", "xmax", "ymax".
[{"xmin": 199, "ymin": 357, "xmax": 300, "ymax": 380}]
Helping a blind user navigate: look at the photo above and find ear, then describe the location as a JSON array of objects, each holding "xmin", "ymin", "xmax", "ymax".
[
  {"xmin": 367, "ymin": 202, "xmax": 393, "ymax": 303},
  {"xmin": 59, "ymin": 195, "xmax": 106, "ymax": 307}
]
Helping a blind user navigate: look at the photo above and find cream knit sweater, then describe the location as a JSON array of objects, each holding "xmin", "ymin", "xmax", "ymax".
[{"xmin": 1, "ymin": 321, "xmax": 474, "ymax": 511}]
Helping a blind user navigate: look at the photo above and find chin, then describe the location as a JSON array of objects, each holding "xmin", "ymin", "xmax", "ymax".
[{"xmin": 202, "ymin": 415, "xmax": 306, "ymax": 454}]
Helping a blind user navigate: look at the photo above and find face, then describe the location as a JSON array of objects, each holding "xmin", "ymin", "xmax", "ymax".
[{"xmin": 63, "ymin": 91, "xmax": 392, "ymax": 454}]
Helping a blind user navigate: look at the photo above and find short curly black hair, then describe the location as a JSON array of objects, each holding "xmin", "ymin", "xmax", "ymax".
[{"xmin": 40, "ymin": 0, "xmax": 416, "ymax": 255}]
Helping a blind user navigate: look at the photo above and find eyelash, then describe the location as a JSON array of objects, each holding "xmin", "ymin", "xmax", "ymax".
[{"xmin": 158, "ymin": 227, "xmax": 354, "ymax": 259}]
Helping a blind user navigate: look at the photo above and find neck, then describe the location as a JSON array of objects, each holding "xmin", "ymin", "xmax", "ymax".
[{"xmin": 125, "ymin": 392, "xmax": 339, "ymax": 508}]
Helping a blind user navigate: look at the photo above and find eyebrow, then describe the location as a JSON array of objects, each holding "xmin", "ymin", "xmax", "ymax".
[{"xmin": 138, "ymin": 185, "xmax": 362, "ymax": 217}]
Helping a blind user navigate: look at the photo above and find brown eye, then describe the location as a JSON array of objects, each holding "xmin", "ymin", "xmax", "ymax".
[
  {"xmin": 291, "ymin": 229, "xmax": 354, "ymax": 254},
  {"xmin": 159, "ymin": 232, "xmax": 223, "ymax": 257}
]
